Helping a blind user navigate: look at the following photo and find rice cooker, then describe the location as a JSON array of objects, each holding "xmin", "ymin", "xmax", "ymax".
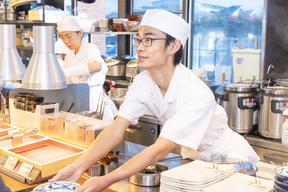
[
  {"xmin": 217, "ymin": 83, "xmax": 258, "ymax": 134},
  {"xmin": 258, "ymin": 86, "xmax": 288, "ymax": 139}
]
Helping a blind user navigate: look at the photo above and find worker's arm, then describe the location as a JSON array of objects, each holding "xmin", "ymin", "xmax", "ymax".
[
  {"xmin": 51, "ymin": 116, "xmax": 129, "ymax": 182},
  {"xmin": 77, "ymin": 136, "xmax": 181, "ymax": 192},
  {"xmin": 62, "ymin": 60, "xmax": 102, "ymax": 77}
]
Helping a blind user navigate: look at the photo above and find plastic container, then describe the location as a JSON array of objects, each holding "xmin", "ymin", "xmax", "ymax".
[{"xmin": 232, "ymin": 48, "xmax": 261, "ymax": 82}]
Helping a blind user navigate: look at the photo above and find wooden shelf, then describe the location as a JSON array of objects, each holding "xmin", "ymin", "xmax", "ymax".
[
  {"xmin": 89, "ymin": 31, "xmax": 137, "ymax": 35},
  {"xmin": 0, "ymin": 21, "xmax": 56, "ymax": 26}
]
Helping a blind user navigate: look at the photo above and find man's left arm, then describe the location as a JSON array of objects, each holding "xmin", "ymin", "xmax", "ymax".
[{"xmin": 76, "ymin": 137, "xmax": 179, "ymax": 192}]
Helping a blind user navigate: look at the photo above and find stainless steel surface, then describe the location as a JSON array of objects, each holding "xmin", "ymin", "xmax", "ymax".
[
  {"xmin": 246, "ymin": 135, "xmax": 288, "ymax": 165},
  {"xmin": 258, "ymin": 88, "xmax": 288, "ymax": 139},
  {"xmin": 22, "ymin": 25, "xmax": 66, "ymax": 90},
  {"xmin": 224, "ymin": 83, "xmax": 258, "ymax": 134},
  {"xmin": 124, "ymin": 116, "xmax": 161, "ymax": 146},
  {"xmin": 0, "ymin": 24, "xmax": 25, "ymax": 80}
]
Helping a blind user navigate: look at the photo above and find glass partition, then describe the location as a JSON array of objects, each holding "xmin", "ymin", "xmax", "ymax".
[{"xmin": 190, "ymin": 0, "xmax": 264, "ymax": 84}]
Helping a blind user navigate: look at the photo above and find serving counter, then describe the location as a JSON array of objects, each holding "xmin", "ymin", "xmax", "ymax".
[{"xmin": 0, "ymin": 141, "xmax": 277, "ymax": 192}]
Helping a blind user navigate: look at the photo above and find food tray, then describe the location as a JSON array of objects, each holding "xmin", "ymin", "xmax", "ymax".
[
  {"xmin": 0, "ymin": 134, "xmax": 45, "ymax": 149},
  {"xmin": 0, "ymin": 124, "xmax": 16, "ymax": 137},
  {"xmin": 9, "ymin": 139, "xmax": 82, "ymax": 164},
  {"xmin": 4, "ymin": 139, "xmax": 85, "ymax": 177}
]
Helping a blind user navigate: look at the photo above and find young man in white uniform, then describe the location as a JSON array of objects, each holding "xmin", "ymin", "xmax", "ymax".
[
  {"xmin": 52, "ymin": 9, "xmax": 259, "ymax": 191},
  {"xmin": 57, "ymin": 16, "xmax": 117, "ymax": 120}
]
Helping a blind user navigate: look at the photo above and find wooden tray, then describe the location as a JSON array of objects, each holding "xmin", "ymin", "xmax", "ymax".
[{"xmin": 4, "ymin": 139, "xmax": 85, "ymax": 178}]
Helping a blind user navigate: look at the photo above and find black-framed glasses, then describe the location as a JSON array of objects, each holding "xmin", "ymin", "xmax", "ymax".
[{"xmin": 133, "ymin": 37, "xmax": 166, "ymax": 47}]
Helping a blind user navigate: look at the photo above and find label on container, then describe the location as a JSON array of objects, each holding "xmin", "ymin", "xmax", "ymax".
[
  {"xmin": 4, "ymin": 156, "xmax": 18, "ymax": 170},
  {"xmin": 271, "ymin": 100, "xmax": 288, "ymax": 114},
  {"xmin": 238, "ymin": 97, "xmax": 257, "ymax": 109},
  {"xmin": 18, "ymin": 162, "xmax": 33, "ymax": 177}
]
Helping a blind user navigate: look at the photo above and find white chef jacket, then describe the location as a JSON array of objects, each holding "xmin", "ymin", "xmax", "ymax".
[
  {"xmin": 62, "ymin": 42, "xmax": 117, "ymax": 121},
  {"xmin": 119, "ymin": 64, "xmax": 259, "ymax": 164}
]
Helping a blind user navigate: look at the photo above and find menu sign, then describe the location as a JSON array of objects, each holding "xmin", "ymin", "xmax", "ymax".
[
  {"xmin": 18, "ymin": 162, "xmax": 33, "ymax": 177},
  {"xmin": 4, "ymin": 156, "xmax": 18, "ymax": 170}
]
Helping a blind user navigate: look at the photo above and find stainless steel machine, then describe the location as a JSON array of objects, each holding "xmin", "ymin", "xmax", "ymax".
[
  {"xmin": 124, "ymin": 115, "xmax": 161, "ymax": 146},
  {"xmin": 216, "ymin": 83, "xmax": 259, "ymax": 134},
  {"xmin": 258, "ymin": 86, "xmax": 288, "ymax": 139}
]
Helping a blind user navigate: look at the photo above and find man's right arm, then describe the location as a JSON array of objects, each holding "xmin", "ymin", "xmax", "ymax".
[
  {"xmin": 51, "ymin": 116, "xmax": 129, "ymax": 181},
  {"xmin": 73, "ymin": 117, "xmax": 129, "ymax": 172}
]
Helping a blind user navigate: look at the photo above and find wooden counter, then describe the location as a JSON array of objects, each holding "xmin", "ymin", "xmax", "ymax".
[{"xmin": 0, "ymin": 173, "xmax": 116, "ymax": 192}]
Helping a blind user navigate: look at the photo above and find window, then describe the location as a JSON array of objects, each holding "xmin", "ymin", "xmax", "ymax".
[
  {"xmin": 190, "ymin": 0, "xmax": 264, "ymax": 84},
  {"xmin": 132, "ymin": 0, "xmax": 182, "ymax": 13},
  {"xmin": 77, "ymin": 0, "xmax": 118, "ymax": 57}
]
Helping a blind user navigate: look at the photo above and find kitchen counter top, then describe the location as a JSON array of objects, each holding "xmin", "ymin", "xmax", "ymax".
[{"xmin": 0, "ymin": 141, "xmax": 277, "ymax": 192}]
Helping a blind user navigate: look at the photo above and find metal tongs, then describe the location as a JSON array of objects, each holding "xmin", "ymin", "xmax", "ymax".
[{"xmin": 94, "ymin": 93, "xmax": 106, "ymax": 120}]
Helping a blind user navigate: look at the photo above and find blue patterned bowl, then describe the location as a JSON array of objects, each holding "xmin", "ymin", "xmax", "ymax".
[{"xmin": 33, "ymin": 181, "xmax": 80, "ymax": 192}]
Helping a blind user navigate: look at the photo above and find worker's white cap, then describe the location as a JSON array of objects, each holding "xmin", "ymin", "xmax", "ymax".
[
  {"xmin": 55, "ymin": 39, "xmax": 71, "ymax": 54},
  {"xmin": 57, "ymin": 16, "xmax": 81, "ymax": 32},
  {"xmin": 139, "ymin": 9, "xmax": 190, "ymax": 46}
]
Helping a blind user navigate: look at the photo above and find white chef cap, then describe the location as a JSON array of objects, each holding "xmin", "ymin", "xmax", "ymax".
[
  {"xmin": 139, "ymin": 9, "xmax": 190, "ymax": 46},
  {"xmin": 57, "ymin": 16, "xmax": 81, "ymax": 32}
]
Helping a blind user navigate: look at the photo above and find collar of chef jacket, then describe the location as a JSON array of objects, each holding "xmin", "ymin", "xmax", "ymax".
[{"xmin": 146, "ymin": 64, "xmax": 182, "ymax": 118}]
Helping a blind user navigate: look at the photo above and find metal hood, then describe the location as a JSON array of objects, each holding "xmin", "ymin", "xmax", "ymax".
[
  {"xmin": 0, "ymin": 24, "xmax": 25, "ymax": 81},
  {"xmin": 22, "ymin": 25, "xmax": 67, "ymax": 90}
]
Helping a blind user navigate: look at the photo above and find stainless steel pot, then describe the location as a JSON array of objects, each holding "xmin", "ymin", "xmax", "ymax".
[
  {"xmin": 110, "ymin": 88, "xmax": 127, "ymax": 109},
  {"xmin": 126, "ymin": 60, "xmax": 139, "ymax": 80},
  {"xmin": 224, "ymin": 83, "xmax": 258, "ymax": 134},
  {"xmin": 258, "ymin": 86, "xmax": 288, "ymax": 139},
  {"xmin": 128, "ymin": 163, "xmax": 168, "ymax": 187},
  {"xmin": 106, "ymin": 58, "xmax": 126, "ymax": 79}
]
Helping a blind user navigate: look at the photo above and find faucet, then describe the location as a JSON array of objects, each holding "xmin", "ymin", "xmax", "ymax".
[{"xmin": 265, "ymin": 64, "xmax": 275, "ymax": 86}]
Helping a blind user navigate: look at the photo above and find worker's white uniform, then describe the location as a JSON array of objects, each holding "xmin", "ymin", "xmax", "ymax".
[
  {"xmin": 119, "ymin": 64, "xmax": 259, "ymax": 164},
  {"xmin": 62, "ymin": 42, "xmax": 117, "ymax": 121}
]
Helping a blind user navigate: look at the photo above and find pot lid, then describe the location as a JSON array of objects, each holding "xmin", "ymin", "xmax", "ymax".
[
  {"xmin": 275, "ymin": 79, "xmax": 288, "ymax": 87},
  {"xmin": 225, "ymin": 83, "xmax": 258, "ymax": 93},
  {"xmin": 263, "ymin": 86, "xmax": 288, "ymax": 95},
  {"xmin": 127, "ymin": 60, "xmax": 138, "ymax": 67},
  {"xmin": 106, "ymin": 58, "xmax": 120, "ymax": 66}
]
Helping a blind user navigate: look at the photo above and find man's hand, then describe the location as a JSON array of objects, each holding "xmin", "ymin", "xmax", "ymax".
[
  {"xmin": 50, "ymin": 164, "xmax": 82, "ymax": 183},
  {"xmin": 76, "ymin": 176, "xmax": 111, "ymax": 192}
]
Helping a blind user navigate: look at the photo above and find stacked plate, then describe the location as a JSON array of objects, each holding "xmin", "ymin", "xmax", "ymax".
[
  {"xmin": 160, "ymin": 160, "xmax": 235, "ymax": 192},
  {"xmin": 203, "ymin": 173, "xmax": 273, "ymax": 192},
  {"xmin": 274, "ymin": 166, "xmax": 288, "ymax": 192}
]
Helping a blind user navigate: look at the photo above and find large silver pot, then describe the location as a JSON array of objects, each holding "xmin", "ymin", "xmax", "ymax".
[
  {"xmin": 258, "ymin": 86, "xmax": 288, "ymax": 139},
  {"xmin": 221, "ymin": 83, "xmax": 258, "ymax": 134},
  {"xmin": 128, "ymin": 163, "xmax": 168, "ymax": 187},
  {"xmin": 110, "ymin": 88, "xmax": 127, "ymax": 109},
  {"xmin": 125, "ymin": 60, "xmax": 139, "ymax": 80},
  {"xmin": 106, "ymin": 58, "xmax": 126, "ymax": 79}
]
